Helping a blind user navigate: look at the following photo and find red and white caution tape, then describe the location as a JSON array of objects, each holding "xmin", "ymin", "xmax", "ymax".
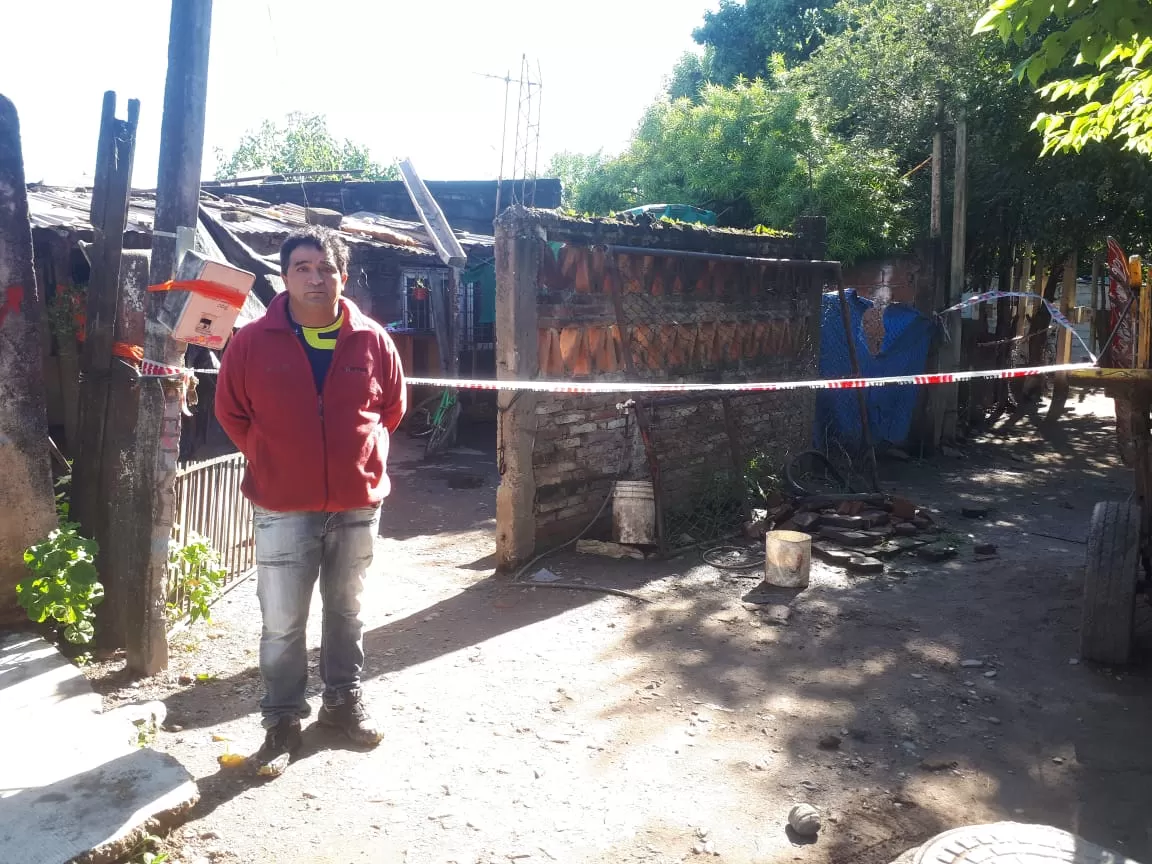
[
  {"xmin": 121, "ymin": 357, "xmax": 202, "ymax": 416},
  {"xmin": 938, "ymin": 290, "xmax": 1096, "ymax": 362},
  {"xmin": 406, "ymin": 361, "xmax": 1096, "ymax": 395}
]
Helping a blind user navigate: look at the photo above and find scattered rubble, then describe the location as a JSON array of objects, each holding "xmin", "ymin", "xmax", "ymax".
[
  {"xmin": 961, "ymin": 506, "xmax": 991, "ymax": 519},
  {"xmin": 576, "ymin": 539, "xmax": 646, "ymax": 560},
  {"xmin": 920, "ymin": 757, "xmax": 959, "ymax": 772},
  {"xmin": 916, "ymin": 543, "xmax": 957, "ymax": 562},
  {"xmin": 774, "ymin": 493, "xmax": 946, "ymax": 577},
  {"xmin": 787, "ymin": 803, "xmax": 822, "ymax": 837}
]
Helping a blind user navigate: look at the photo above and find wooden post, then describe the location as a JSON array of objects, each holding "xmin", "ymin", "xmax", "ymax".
[
  {"xmin": 72, "ymin": 93, "xmax": 139, "ymax": 602},
  {"xmin": 1045, "ymin": 252, "xmax": 1077, "ymax": 422},
  {"xmin": 126, "ymin": 0, "xmax": 212, "ymax": 675},
  {"xmin": 494, "ymin": 209, "xmax": 540, "ymax": 571},
  {"xmin": 940, "ymin": 110, "xmax": 967, "ymax": 444},
  {"xmin": 915, "ymin": 123, "xmax": 946, "ymax": 453},
  {"xmin": 0, "ymin": 96, "xmax": 57, "ymax": 627}
]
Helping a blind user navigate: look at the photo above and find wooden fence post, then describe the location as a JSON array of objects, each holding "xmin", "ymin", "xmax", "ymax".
[{"xmin": 72, "ymin": 93, "xmax": 138, "ymax": 645}]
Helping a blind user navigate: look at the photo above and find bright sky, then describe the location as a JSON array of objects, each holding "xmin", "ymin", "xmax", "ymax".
[{"xmin": 2, "ymin": 1, "xmax": 715, "ymax": 187}]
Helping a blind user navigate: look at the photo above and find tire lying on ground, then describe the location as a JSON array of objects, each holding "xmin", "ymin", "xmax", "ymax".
[{"xmin": 1081, "ymin": 500, "xmax": 1141, "ymax": 665}]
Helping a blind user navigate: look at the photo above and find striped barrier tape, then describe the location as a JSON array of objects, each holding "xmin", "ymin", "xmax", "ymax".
[
  {"xmin": 937, "ymin": 290, "xmax": 1097, "ymax": 362},
  {"xmin": 405, "ymin": 361, "xmax": 1096, "ymax": 395}
]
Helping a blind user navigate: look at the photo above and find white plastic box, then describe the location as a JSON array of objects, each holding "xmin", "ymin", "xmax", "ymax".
[{"xmin": 157, "ymin": 250, "xmax": 256, "ymax": 350}]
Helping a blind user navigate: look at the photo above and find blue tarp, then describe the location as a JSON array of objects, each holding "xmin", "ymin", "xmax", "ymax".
[{"xmin": 816, "ymin": 290, "xmax": 935, "ymax": 450}]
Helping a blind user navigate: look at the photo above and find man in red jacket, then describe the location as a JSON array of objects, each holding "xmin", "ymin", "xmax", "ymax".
[{"xmin": 216, "ymin": 226, "xmax": 406, "ymax": 770}]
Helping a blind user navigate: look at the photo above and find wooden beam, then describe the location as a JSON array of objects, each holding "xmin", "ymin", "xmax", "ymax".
[
  {"xmin": 398, "ymin": 158, "xmax": 467, "ymax": 268},
  {"xmin": 940, "ymin": 109, "xmax": 967, "ymax": 444},
  {"xmin": 72, "ymin": 93, "xmax": 139, "ymax": 625},
  {"xmin": 1068, "ymin": 368, "xmax": 1152, "ymax": 383}
]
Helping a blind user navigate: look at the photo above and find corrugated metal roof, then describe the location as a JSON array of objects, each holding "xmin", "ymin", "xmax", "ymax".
[
  {"xmin": 25, "ymin": 186, "xmax": 494, "ymax": 262},
  {"xmin": 26, "ymin": 186, "xmax": 157, "ymax": 234}
]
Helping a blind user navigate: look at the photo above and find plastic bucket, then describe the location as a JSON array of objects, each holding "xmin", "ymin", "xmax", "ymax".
[
  {"xmin": 613, "ymin": 480, "xmax": 656, "ymax": 545},
  {"xmin": 764, "ymin": 530, "xmax": 812, "ymax": 588}
]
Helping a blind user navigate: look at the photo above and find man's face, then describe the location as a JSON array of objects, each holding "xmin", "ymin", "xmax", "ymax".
[{"xmin": 283, "ymin": 242, "xmax": 346, "ymax": 312}]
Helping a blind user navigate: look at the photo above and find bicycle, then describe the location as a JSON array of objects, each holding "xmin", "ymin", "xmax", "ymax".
[{"xmin": 406, "ymin": 388, "xmax": 460, "ymax": 459}]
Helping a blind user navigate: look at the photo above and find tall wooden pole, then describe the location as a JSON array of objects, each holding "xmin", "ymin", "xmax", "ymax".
[
  {"xmin": 916, "ymin": 122, "xmax": 947, "ymax": 452},
  {"xmin": 71, "ymin": 92, "xmax": 140, "ymax": 648},
  {"xmin": 126, "ymin": 0, "xmax": 212, "ymax": 675},
  {"xmin": 940, "ymin": 110, "xmax": 967, "ymax": 444},
  {"xmin": 73, "ymin": 94, "xmax": 139, "ymax": 638}
]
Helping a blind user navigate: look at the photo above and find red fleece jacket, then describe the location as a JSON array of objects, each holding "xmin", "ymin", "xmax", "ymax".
[{"xmin": 215, "ymin": 293, "xmax": 406, "ymax": 512}]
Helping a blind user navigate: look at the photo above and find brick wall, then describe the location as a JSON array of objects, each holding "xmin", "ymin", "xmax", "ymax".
[{"xmin": 496, "ymin": 211, "xmax": 827, "ymax": 554}]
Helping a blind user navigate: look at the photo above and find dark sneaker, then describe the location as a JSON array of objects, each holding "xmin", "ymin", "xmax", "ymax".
[
  {"xmin": 254, "ymin": 716, "xmax": 302, "ymax": 775},
  {"xmin": 317, "ymin": 690, "xmax": 383, "ymax": 747}
]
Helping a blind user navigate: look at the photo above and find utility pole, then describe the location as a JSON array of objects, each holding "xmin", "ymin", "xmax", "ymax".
[
  {"xmin": 919, "ymin": 104, "xmax": 946, "ymax": 451},
  {"xmin": 125, "ymin": 0, "xmax": 212, "ymax": 675},
  {"xmin": 939, "ymin": 109, "xmax": 967, "ymax": 444}
]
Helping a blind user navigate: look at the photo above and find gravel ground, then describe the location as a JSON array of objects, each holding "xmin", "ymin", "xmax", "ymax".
[{"xmin": 86, "ymin": 395, "xmax": 1152, "ymax": 864}]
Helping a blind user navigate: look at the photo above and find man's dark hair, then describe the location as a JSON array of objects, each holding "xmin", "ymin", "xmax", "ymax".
[{"xmin": 280, "ymin": 226, "xmax": 350, "ymax": 276}]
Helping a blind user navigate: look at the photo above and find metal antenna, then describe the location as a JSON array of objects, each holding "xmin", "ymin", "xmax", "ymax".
[{"xmin": 474, "ymin": 61, "xmax": 543, "ymax": 218}]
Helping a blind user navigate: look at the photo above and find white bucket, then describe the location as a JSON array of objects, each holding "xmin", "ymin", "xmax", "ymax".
[
  {"xmin": 613, "ymin": 480, "xmax": 656, "ymax": 545},
  {"xmin": 764, "ymin": 530, "xmax": 812, "ymax": 588}
]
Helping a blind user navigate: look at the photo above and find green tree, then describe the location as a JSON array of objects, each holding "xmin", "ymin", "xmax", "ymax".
[
  {"xmin": 562, "ymin": 80, "xmax": 910, "ymax": 263},
  {"xmin": 693, "ymin": 0, "xmax": 842, "ymax": 82},
  {"xmin": 975, "ymin": 0, "xmax": 1152, "ymax": 156},
  {"xmin": 214, "ymin": 112, "xmax": 397, "ymax": 181},
  {"xmin": 666, "ymin": 48, "xmax": 717, "ymax": 101},
  {"xmin": 802, "ymin": 0, "xmax": 1152, "ymax": 266}
]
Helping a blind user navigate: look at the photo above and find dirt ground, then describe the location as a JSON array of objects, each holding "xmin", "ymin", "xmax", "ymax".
[{"xmin": 88, "ymin": 393, "xmax": 1152, "ymax": 864}]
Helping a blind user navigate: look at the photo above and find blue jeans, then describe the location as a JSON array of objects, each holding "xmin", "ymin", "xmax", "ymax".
[{"xmin": 253, "ymin": 505, "xmax": 380, "ymax": 728}]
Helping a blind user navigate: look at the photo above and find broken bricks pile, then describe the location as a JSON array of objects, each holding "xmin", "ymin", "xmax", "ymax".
[{"xmin": 749, "ymin": 494, "xmax": 957, "ymax": 575}]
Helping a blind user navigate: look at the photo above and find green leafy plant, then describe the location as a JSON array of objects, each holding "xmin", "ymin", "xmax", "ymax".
[
  {"xmin": 214, "ymin": 111, "xmax": 398, "ymax": 181},
  {"xmin": 166, "ymin": 532, "xmax": 227, "ymax": 625},
  {"xmin": 16, "ymin": 481, "xmax": 103, "ymax": 645},
  {"xmin": 45, "ymin": 283, "xmax": 86, "ymax": 344},
  {"xmin": 127, "ymin": 833, "xmax": 168, "ymax": 864},
  {"xmin": 976, "ymin": 0, "xmax": 1152, "ymax": 156}
]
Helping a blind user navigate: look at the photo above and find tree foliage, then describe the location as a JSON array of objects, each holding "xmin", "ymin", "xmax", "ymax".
[
  {"xmin": 693, "ymin": 0, "xmax": 842, "ymax": 81},
  {"xmin": 976, "ymin": 0, "xmax": 1152, "ymax": 156},
  {"xmin": 214, "ymin": 112, "xmax": 397, "ymax": 181},
  {"xmin": 561, "ymin": 0, "xmax": 1152, "ymax": 271},
  {"xmin": 557, "ymin": 80, "xmax": 909, "ymax": 263},
  {"xmin": 666, "ymin": 48, "xmax": 718, "ymax": 101}
]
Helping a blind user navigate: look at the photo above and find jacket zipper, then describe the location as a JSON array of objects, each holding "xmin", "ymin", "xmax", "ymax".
[
  {"xmin": 318, "ymin": 333, "xmax": 355, "ymax": 510},
  {"xmin": 287, "ymin": 330, "xmax": 338, "ymax": 510}
]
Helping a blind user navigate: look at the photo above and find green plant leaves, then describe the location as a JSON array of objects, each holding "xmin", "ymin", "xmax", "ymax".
[
  {"xmin": 166, "ymin": 530, "xmax": 228, "ymax": 626},
  {"xmin": 17, "ymin": 516, "xmax": 103, "ymax": 646}
]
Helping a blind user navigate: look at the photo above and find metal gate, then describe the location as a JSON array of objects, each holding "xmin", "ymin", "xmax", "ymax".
[{"xmin": 169, "ymin": 452, "xmax": 254, "ymax": 615}]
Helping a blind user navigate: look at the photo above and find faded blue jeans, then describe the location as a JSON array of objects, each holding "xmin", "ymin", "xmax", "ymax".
[{"xmin": 252, "ymin": 505, "xmax": 380, "ymax": 728}]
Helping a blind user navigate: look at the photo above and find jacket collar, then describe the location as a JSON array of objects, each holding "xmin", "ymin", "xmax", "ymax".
[{"xmin": 264, "ymin": 291, "xmax": 374, "ymax": 333}]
